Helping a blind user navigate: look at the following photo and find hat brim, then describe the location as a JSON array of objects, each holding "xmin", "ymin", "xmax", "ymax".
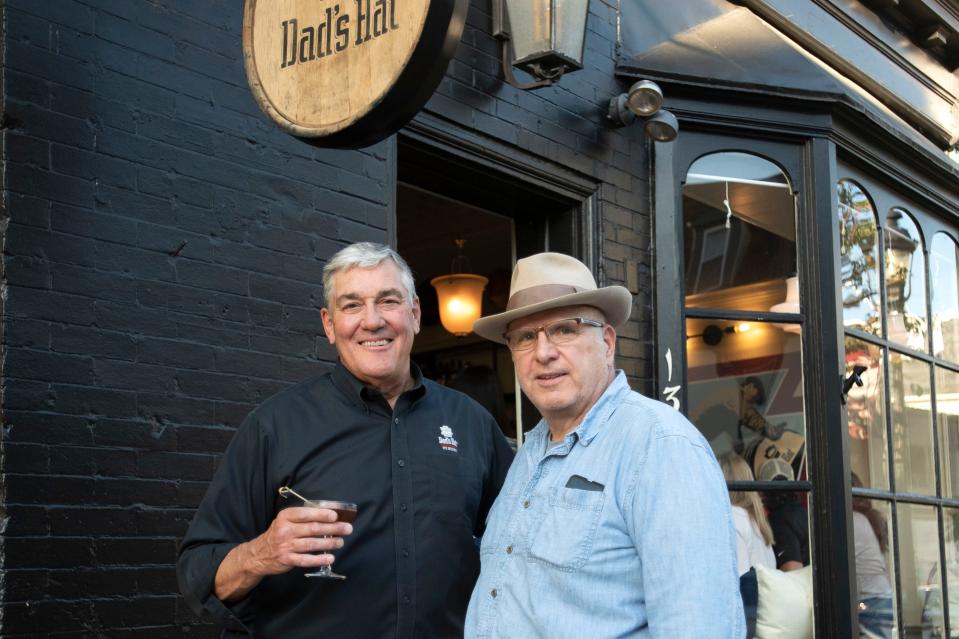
[{"xmin": 472, "ymin": 286, "xmax": 633, "ymax": 344}]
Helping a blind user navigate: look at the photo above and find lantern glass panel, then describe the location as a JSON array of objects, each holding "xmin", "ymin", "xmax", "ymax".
[
  {"xmin": 554, "ymin": 0, "xmax": 589, "ymax": 68},
  {"xmin": 505, "ymin": 0, "xmax": 589, "ymax": 73},
  {"xmin": 505, "ymin": 0, "xmax": 552, "ymax": 64}
]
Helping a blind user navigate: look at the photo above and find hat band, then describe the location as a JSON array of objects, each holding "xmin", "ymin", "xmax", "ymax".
[{"xmin": 506, "ymin": 284, "xmax": 587, "ymax": 311}]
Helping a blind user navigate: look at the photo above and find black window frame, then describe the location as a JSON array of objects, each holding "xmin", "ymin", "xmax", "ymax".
[
  {"xmin": 654, "ymin": 125, "xmax": 858, "ymax": 637},
  {"xmin": 838, "ymin": 159, "xmax": 957, "ymax": 638}
]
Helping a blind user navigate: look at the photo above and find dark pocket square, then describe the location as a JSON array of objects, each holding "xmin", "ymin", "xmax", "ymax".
[{"xmin": 565, "ymin": 474, "xmax": 604, "ymax": 492}]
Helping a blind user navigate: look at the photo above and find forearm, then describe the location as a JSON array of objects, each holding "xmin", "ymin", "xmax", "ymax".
[{"xmin": 214, "ymin": 539, "xmax": 267, "ymax": 603}]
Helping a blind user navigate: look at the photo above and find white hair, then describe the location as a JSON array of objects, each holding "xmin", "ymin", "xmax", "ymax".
[{"xmin": 322, "ymin": 242, "xmax": 417, "ymax": 309}]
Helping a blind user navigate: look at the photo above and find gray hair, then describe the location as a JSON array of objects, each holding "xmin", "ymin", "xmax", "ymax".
[{"xmin": 322, "ymin": 242, "xmax": 417, "ymax": 309}]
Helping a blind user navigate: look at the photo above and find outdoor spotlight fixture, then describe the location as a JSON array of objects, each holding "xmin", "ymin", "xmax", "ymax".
[
  {"xmin": 492, "ymin": 0, "xmax": 590, "ymax": 90},
  {"xmin": 626, "ymin": 79, "xmax": 663, "ymax": 116},
  {"xmin": 607, "ymin": 79, "xmax": 679, "ymax": 142},
  {"xmin": 643, "ymin": 110, "xmax": 680, "ymax": 142}
]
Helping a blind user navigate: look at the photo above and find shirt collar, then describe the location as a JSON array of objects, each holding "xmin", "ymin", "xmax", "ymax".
[
  {"xmin": 574, "ymin": 370, "xmax": 629, "ymax": 445},
  {"xmin": 331, "ymin": 360, "xmax": 426, "ymax": 410},
  {"xmin": 525, "ymin": 370, "xmax": 630, "ymax": 449}
]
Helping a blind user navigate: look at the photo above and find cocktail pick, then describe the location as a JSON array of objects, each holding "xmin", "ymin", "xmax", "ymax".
[{"xmin": 278, "ymin": 486, "xmax": 309, "ymax": 502}]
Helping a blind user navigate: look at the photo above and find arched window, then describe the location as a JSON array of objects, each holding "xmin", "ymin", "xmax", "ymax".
[
  {"xmin": 684, "ymin": 152, "xmax": 797, "ymax": 313},
  {"xmin": 930, "ymin": 232, "xmax": 959, "ymax": 362},
  {"xmin": 682, "ymin": 152, "xmax": 806, "ymax": 484},
  {"xmin": 838, "ymin": 171, "xmax": 944, "ymax": 639},
  {"xmin": 838, "ymin": 180, "xmax": 881, "ymax": 334},
  {"xmin": 930, "ymin": 233, "xmax": 959, "ymax": 499}
]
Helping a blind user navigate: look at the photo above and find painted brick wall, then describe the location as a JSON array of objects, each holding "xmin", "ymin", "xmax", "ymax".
[
  {"xmin": 0, "ymin": 0, "xmax": 652, "ymax": 635},
  {"xmin": 427, "ymin": 0, "xmax": 653, "ymax": 380}
]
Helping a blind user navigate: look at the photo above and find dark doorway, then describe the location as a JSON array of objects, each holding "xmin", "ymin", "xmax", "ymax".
[{"xmin": 397, "ymin": 139, "xmax": 588, "ymax": 443}]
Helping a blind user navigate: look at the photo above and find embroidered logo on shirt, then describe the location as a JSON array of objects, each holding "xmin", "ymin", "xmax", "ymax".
[{"xmin": 438, "ymin": 425, "xmax": 459, "ymax": 452}]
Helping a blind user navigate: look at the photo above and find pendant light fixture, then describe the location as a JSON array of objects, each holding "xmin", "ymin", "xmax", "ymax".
[{"xmin": 431, "ymin": 240, "xmax": 488, "ymax": 336}]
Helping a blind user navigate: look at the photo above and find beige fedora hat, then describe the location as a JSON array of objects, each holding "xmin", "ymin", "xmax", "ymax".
[{"xmin": 472, "ymin": 252, "xmax": 632, "ymax": 344}]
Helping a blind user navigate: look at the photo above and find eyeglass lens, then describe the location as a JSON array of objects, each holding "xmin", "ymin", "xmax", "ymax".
[{"xmin": 505, "ymin": 318, "xmax": 599, "ymax": 350}]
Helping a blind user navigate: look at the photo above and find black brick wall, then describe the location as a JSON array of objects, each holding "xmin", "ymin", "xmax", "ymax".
[{"xmin": 1, "ymin": 0, "xmax": 652, "ymax": 635}]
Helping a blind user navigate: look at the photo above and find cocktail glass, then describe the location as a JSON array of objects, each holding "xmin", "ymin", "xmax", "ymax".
[{"xmin": 278, "ymin": 486, "xmax": 358, "ymax": 580}]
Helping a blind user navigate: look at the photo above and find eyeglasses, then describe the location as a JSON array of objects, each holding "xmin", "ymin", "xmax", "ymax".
[{"xmin": 503, "ymin": 317, "xmax": 605, "ymax": 351}]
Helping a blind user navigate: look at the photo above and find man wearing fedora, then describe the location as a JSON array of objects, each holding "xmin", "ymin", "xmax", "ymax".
[{"xmin": 464, "ymin": 252, "xmax": 744, "ymax": 638}]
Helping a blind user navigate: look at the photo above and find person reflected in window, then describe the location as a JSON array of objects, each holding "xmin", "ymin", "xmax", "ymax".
[
  {"xmin": 738, "ymin": 376, "xmax": 784, "ymax": 444},
  {"xmin": 851, "ymin": 472, "xmax": 894, "ymax": 639},
  {"xmin": 760, "ymin": 460, "xmax": 809, "ymax": 572},
  {"xmin": 720, "ymin": 453, "xmax": 776, "ymax": 576}
]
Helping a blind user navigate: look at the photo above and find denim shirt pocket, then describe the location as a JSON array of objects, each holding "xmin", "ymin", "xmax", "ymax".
[{"xmin": 527, "ymin": 486, "xmax": 606, "ymax": 571}]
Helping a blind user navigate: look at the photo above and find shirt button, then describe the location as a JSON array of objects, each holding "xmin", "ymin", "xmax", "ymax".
[
  {"xmin": 491, "ymin": 589, "xmax": 497, "ymax": 598},
  {"xmin": 394, "ymin": 418, "xmax": 400, "ymax": 424},
  {"xmin": 397, "ymin": 459, "xmax": 405, "ymax": 467},
  {"xmin": 402, "ymin": 595, "xmax": 411, "ymax": 605},
  {"xmin": 403, "ymin": 550, "xmax": 409, "ymax": 558},
  {"xmin": 506, "ymin": 545, "xmax": 513, "ymax": 554},
  {"xmin": 400, "ymin": 503, "xmax": 408, "ymax": 511},
  {"xmin": 522, "ymin": 500, "xmax": 530, "ymax": 508}
]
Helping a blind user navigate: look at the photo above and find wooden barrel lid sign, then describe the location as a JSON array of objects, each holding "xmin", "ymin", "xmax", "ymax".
[{"xmin": 243, "ymin": 0, "xmax": 467, "ymax": 148}]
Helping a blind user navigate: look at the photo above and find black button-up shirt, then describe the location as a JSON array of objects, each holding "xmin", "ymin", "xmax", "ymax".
[{"xmin": 177, "ymin": 363, "xmax": 514, "ymax": 638}]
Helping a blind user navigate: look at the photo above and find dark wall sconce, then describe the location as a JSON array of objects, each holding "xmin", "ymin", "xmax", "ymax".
[{"xmin": 687, "ymin": 323, "xmax": 751, "ymax": 346}]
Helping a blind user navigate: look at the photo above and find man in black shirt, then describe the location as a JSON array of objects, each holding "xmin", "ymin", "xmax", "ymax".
[{"xmin": 177, "ymin": 242, "xmax": 514, "ymax": 638}]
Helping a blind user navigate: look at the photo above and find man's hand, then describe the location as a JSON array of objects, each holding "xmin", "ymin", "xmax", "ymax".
[{"xmin": 214, "ymin": 507, "xmax": 354, "ymax": 603}]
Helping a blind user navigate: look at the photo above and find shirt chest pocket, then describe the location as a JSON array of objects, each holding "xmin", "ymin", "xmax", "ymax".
[{"xmin": 527, "ymin": 486, "xmax": 606, "ymax": 572}]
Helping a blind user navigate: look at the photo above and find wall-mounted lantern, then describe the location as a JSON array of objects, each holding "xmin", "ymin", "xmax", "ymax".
[{"xmin": 492, "ymin": 0, "xmax": 590, "ymax": 90}]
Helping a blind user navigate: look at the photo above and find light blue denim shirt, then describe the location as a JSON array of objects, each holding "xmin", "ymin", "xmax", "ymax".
[{"xmin": 465, "ymin": 372, "xmax": 745, "ymax": 638}]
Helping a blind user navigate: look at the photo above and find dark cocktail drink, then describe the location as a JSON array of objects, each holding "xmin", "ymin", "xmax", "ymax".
[
  {"xmin": 331, "ymin": 506, "xmax": 358, "ymax": 525},
  {"xmin": 302, "ymin": 499, "xmax": 358, "ymax": 580}
]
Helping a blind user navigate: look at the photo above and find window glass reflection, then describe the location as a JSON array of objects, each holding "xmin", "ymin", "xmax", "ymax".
[
  {"xmin": 839, "ymin": 180, "xmax": 882, "ymax": 335},
  {"xmin": 885, "ymin": 209, "xmax": 927, "ymax": 350},
  {"xmin": 897, "ymin": 503, "xmax": 943, "ymax": 638},
  {"xmin": 686, "ymin": 318, "xmax": 807, "ymax": 480},
  {"xmin": 889, "ymin": 352, "xmax": 935, "ymax": 495},
  {"xmin": 684, "ymin": 152, "xmax": 797, "ymax": 313},
  {"xmin": 849, "ymin": 487, "xmax": 896, "ymax": 638},
  {"xmin": 846, "ymin": 337, "xmax": 889, "ymax": 490},
  {"xmin": 944, "ymin": 509, "xmax": 959, "ymax": 637},
  {"xmin": 936, "ymin": 366, "xmax": 959, "ymax": 499},
  {"xmin": 930, "ymin": 233, "xmax": 959, "ymax": 362},
  {"xmin": 725, "ymin": 485, "xmax": 815, "ymax": 638}
]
